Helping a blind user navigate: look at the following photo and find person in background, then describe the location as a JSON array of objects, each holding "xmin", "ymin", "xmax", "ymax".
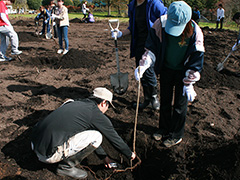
[
  {"xmin": 216, "ymin": 4, "xmax": 224, "ymax": 30},
  {"xmin": 111, "ymin": 0, "xmax": 167, "ymax": 111},
  {"xmin": 135, "ymin": 1, "xmax": 204, "ymax": 147},
  {"xmin": 48, "ymin": 0, "xmax": 58, "ymax": 38},
  {"xmin": 52, "ymin": 0, "xmax": 69, "ymax": 55},
  {"xmin": 192, "ymin": 6, "xmax": 200, "ymax": 24},
  {"xmin": 85, "ymin": 11, "xmax": 95, "ymax": 23},
  {"xmin": 231, "ymin": 12, "xmax": 240, "ymax": 52},
  {"xmin": 31, "ymin": 87, "xmax": 136, "ymax": 179},
  {"xmin": 0, "ymin": 0, "xmax": 22, "ymax": 62},
  {"xmin": 35, "ymin": 6, "xmax": 51, "ymax": 37},
  {"xmin": 82, "ymin": 1, "xmax": 89, "ymax": 22}
]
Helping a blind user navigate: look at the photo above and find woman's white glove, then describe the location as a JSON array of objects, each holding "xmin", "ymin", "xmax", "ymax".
[
  {"xmin": 111, "ymin": 28, "xmax": 122, "ymax": 39},
  {"xmin": 183, "ymin": 70, "xmax": 200, "ymax": 85},
  {"xmin": 232, "ymin": 43, "xmax": 237, "ymax": 51},
  {"xmin": 232, "ymin": 40, "xmax": 240, "ymax": 51},
  {"xmin": 135, "ymin": 66, "xmax": 148, "ymax": 81},
  {"xmin": 134, "ymin": 53, "xmax": 152, "ymax": 81},
  {"xmin": 183, "ymin": 84, "xmax": 197, "ymax": 102}
]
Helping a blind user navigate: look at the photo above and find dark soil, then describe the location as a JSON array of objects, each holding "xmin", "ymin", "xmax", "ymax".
[{"xmin": 0, "ymin": 19, "xmax": 239, "ymax": 180}]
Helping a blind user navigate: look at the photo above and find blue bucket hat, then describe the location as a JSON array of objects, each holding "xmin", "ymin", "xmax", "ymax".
[{"xmin": 165, "ymin": 1, "xmax": 192, "ymax": 37}]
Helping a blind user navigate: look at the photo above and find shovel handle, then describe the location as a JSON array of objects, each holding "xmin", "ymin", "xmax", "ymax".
[
  {"xmin": 109, "ymin": 19, "xmax": 119, "ymax": 30},
  {"xmin": 222, "ymin": 51, "xmax": 233, "ymax": 64}
]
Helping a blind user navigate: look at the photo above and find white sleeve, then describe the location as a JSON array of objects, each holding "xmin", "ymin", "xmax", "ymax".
[{"xmin": 0, "ymin": 13, "xmax": 11, "ymax": 26}]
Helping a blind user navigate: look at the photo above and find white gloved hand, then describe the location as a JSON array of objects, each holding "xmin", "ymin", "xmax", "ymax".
[
  {"xmin": 45, "ymin": 20, "xmax": 48, "ymax": 24},
  {"xmin": 111, "ymin": 29, "xmax": 122, "ymax": 39},
  {"xmin": 134, "ymin": 54, "xmax": 152, "ymax": 81},
  {"xmin": 183, "ymin": 70, "xmax": 200, "ymax": 85},
  {"xmin": 232, "ymin": 43, "xmax": 238, "ymax": 51},
  {"xmin": 183, "ymin": 84, "xmax": 197, "ymax": 102},
  {"xmin": 134, "ymin": 66, "xmax": 148, "ymax": 81},
  {"xmin": 51, "ymin": 14, "xmax": 56, "ymax": 19}
]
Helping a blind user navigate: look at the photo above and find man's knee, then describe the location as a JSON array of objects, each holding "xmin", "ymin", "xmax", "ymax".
[{"xmin": 91, "ymin": 131, "xmax": 102, "ymax": 148}]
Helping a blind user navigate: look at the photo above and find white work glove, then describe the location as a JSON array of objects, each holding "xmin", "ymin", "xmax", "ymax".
[
  {"xmin": 232, "ymin": 43, "xmax": 238, "ymax": 51},
  {"xmin": 134, "ymin": 53, "xmax": 152, "ymax": 81},
  {"xmin": 183, "ymin": 70, "xmax": 200, "ymax": 85},
  {"xmin": 232, "ymin": 40, "xmax": 240, "ymax": 51},
  {"xmin": 44, "ymin": 20, "xmax": 48, "ymax": 24},
  {"xmin": 51, "ymin": 14, "xmax": 56, "ymax": 19},
  {"xmin": 183, "ymin": 84, "xmax": 197, "ymax": 102},
  {"xmin": 111, "ymin": 28, "xmax": 122, "ymax": 39}
]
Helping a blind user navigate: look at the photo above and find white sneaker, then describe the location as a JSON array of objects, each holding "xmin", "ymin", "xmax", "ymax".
[
  {"xmin": 57, "ymin": 49, "xmax": 64, "ymax": 54},
  {"xmin": 63, "ymin": 49, "xmax": 69, "ymax": 55},
  {"xmin": 39, "ymin": 32, "xmax": 43, "ymax": 35},
  {"xmin": 0, "ymin": 57, "xmax": 7, "ymax": 62},
  {"xmin": 11, "ymin": 50, "xmax": 22, "ymax": 55}
]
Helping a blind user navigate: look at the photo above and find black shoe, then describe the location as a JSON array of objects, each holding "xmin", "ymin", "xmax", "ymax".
[
  {"xmin": 57, "ymin": 165, "xmax": 87, "ymax": 179},
  {"xmin": 151, "ymin": 94, "xmax": 160, "ymax": 110},
  {"xmin": 57, "ymin": 144, "xmax": 96, "ymax": 178},
  {"xmin": 152, "ymin": 130, "xmax": 169, "ymax": 141},
  {"xmin": 163, "ymin": 138, "xmax": 182, "ymax": 148},
  {"xmin": 133, "ymin": 99, "xmax": 150, "ymax": 110}
]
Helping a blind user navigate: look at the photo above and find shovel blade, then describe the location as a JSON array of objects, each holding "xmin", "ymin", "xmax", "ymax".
[
  {"xmin": 110, "ymin": 72, "xmax": 128, "ymax": 95},
  {"xmin": 216, "ymin": 63, "xmax": 224, "ymax": 72}
]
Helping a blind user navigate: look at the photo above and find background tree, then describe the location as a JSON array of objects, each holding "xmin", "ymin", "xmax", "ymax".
[
  {"xmin": 14, "ymin": 0, "xmax": 28, "ymax": 10},
  {"xmin": 63, "ymin": 0, "xmax": 74, "ymax": 6},
  {"xmin": 73, "ymin": 0, "xmax": 80, "ymax": 7},
  {"xmin": 42, "ymin": 0, "xmax": 51, "ymax": 6},
  {"xmin": 27, "ymin": 0, "xmax": 42, "ymax": 9}
]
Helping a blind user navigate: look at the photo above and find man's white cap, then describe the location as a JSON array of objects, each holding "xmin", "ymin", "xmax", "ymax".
[{"xmin": 93, "ymin": 87, "xmax": 115, "ymax": 108}]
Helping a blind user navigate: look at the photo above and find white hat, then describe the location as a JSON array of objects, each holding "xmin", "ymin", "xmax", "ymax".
[{"xmin": 93, "ymin": 87, "xmax": 115, "ymax": 108}]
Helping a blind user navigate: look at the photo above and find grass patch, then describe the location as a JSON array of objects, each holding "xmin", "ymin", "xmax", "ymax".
[{"xmin": 9, "ymin": 12, "xmax": 239, "ymax": 31}]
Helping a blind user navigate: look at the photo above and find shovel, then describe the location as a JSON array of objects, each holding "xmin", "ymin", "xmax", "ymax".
[
  {"xmin": 109, "ymin": 19, "xmax": 128, "ymax": 95},
  {"xmin": 216, "ymin": 50, "xmax": 233, "ymax": 72},
  {"xmin": 46, "ymin": 18, "xmax": 53, "ymax": 39}
]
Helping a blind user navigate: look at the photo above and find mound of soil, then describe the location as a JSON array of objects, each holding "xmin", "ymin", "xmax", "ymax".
[
  {"xmin": 14, "ymin": 20, "xmax": 32, "ymax": 27},
  {"xmin": 59, "ymin": 49, "xmax": 103, "ymax": 70},
  {"xmin": 0, "ymin": 19, "xmax": 239, "ymax": 180},
  {"xmin": 70, "ymin": 18, "xmax": 82, "ymax": 23}
]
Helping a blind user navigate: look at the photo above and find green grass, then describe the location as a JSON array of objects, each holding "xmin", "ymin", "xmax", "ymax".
[
  {"xmin": 9, "ymin": 12, "xmax": 239, "ymax": 31},
  {"xmin": 68, "ymin": 11, "xmax": 129, "ymax": 22},
  {"xmin": 199, "ymin": 21, "xmax": 239, "ymax": 31}
]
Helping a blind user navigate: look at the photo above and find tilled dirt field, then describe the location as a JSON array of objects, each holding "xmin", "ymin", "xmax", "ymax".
[{"xmin": 0, "ymin": 18, "xmax": 240, "ymax": 180}]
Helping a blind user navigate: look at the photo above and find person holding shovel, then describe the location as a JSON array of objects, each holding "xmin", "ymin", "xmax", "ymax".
[
  {"xmin": 0, "ymin": 0, "xmax": 22, "ymax": 62},
  {"xmin": 231, "ymin": 12, "xmax": 240, "ymax": 52},
  {"xmin": 48, "ymin": 0, "xmax": 58, "ymax": 39},
  {"xmin": 111, "ymin": 0, "xmax": 167, "ymax": 111},
  {"xmin": 31, "ymin": 87, "xmax": 136, "ymax": 179},
  {"xmin": 52, "ymin": 0, "xmax": 69, "ymax": 55},
  {"xmin": 135, "ymin": 1, "xmax": 204, "ymax": 147},
  {"xmin": 215, "ymin": 4, "xmax": 225, "ymax": 30},
  {"xmin": 35, "ymin": 6, "xmax": 51, "ymax": 38}
]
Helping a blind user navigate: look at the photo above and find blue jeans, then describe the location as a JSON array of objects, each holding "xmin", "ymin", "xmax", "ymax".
[
  {"xmin": 42, "ymin": 21, "xmax": 50, "ymax": 34},
  {"xmin": 57, "ymin": 25, "xmax": 69, "ymax": 50}
]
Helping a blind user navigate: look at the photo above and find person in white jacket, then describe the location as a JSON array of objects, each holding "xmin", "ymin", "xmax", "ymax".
[
  {"xmin": 216, "ymin": 4, "xmax": 225, "ymax": 30},
  {"xmin": 0, "ymin": 0, "xmax": 22, "ymax": 62},
  {"xmin": 82, "ymin": 1, "xmax": 89, "ymax": 21}
]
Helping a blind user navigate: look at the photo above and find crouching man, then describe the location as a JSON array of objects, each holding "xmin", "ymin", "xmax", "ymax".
[{"xmin": 31, "ymin": 87, "xmax": 136, "ymax": 179}]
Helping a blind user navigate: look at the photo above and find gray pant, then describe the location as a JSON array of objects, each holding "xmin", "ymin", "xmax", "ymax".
[{"xmin": 0, "ymin": 25, "xmax": 19, "ymax": 57}]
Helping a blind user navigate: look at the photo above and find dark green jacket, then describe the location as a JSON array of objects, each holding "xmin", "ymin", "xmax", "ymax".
[{"xmin": 31, "ymin": 99, "xmax": 132, "ymax": 159}]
